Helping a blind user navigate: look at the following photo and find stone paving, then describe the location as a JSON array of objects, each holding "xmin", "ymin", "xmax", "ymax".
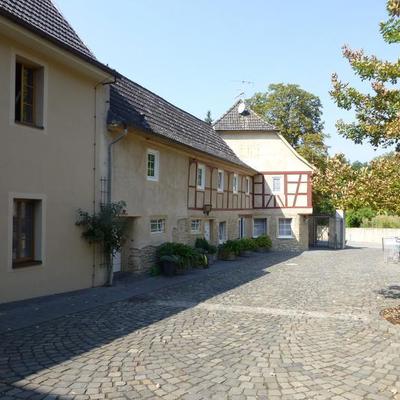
[{"xmin": 0, "ymin": 248, "xmax": 400, "ymax": 400}]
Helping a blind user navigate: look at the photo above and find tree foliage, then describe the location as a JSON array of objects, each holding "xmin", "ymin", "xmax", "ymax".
[
  {"xmin": 76, "ymin": 201, "xmax": 128, "ymax": 285},
  {"xmin": 248, "ymin": 83, "xmax": 328, "ymax": 168},
  {"xmin": 313, "ymin": 152, "xmax": 400, "ymax": 215},
  {"xmin": 331, "ymin": 0, "xmax": 400, "ymax": 151}
]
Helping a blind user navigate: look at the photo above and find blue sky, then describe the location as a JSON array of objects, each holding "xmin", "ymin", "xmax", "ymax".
[{"xmin": 56, "ymin": 0, "xmax": 397, "ymax": 162}]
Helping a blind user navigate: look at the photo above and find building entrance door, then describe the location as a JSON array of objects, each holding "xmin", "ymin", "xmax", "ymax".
[{"xmin": 204, "ymin": 220, "xmax": 211, "ymax": 241}]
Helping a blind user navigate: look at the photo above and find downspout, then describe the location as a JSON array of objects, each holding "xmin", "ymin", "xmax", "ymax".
[
  {"xmin": 105, "ymin": 125, "xmax": 127, "ymax": 286},
  {"xmin": 91, "ymin": 77, "xmax": 118, "ymax": 288}
]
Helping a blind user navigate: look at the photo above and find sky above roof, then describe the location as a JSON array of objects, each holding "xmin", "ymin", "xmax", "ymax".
[{"xmin": 54, "ymin": 0, "xmax": 397, "ymax": 162}]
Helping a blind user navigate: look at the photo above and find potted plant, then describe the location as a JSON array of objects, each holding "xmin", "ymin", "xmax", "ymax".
[
  {"xmin": 238, "ymin": 238, "xmax": 257, "ymax": 257},
  {"xmin": 159, "ymin": 254, "xmax": 181, "ymax": 276},
  {"xmin": 254, "ymin": 235, "xmax": 272, "ymax": 252},
  {"xmin": 195, "ymin": 238, "xmax": 217, "ymax": 266},
  {"xmin": 218, "ymin": 240, "xmax": 239, "ymax": 261}
]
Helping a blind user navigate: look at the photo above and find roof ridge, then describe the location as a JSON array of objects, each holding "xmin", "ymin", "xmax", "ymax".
[
  {"xmin": 118, "ymin": 74, "xmax": 215, "ymax": 129},
  {"xmin": 212, "ymin": 99, "xmax": 242, "ymax": 127}
]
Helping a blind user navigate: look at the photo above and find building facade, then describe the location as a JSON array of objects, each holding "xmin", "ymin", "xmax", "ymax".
[{"xmin": 0, "ymin": 0, "xmax": 314, "ymax": 303}]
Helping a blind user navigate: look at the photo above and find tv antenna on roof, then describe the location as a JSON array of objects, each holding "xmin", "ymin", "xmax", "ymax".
[{"xmin": 232, "ymin": 80, "xmax": 254, "ymax": 100}]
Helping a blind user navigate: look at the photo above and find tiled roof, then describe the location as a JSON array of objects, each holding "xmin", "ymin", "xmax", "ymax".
[
  {"xmin": 213, "ymin": 100, "xmax": 277, "ymax": 131},
  {"xmin": 108, "ymin": 77, "xmax": 251, "ymax": 168},
  {"xmin": 0, "ymin": 0, "xmax": 117, "ymax": 75}
]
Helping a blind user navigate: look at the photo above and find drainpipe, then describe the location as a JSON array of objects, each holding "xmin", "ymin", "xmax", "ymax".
[{"xmin": 106, "ymin": 126, "xmax": 127, "ymax": 286}]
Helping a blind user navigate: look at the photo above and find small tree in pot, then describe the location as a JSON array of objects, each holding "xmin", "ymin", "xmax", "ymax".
[{"xmin": 76, "ymin": 201, "xmax": 128, "ymax": 286}]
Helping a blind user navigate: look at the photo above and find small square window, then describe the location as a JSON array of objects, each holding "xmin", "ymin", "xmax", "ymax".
[
  {"xmin": 272, "ymin": 177, "xmax": 281, "ymax": 193},
  {"xmin": 233, "ymin": 174, "xmax": 239, "ymax": 193},
  {"xmin": 15, "ymin": 59, "xmax": 44, "ymax": 128},
  {"xmin": 147, "ymin": 149, "xmax": 159, "ymax": 181},
  {"xmin": 217, "ymin": 170, "xmax": 224, "ymax": 192},
  {"xmin": 150, "ymin": 218, "xmax": 165, "ymax": 233},
  {"xmin": 12, "ymin": 198, "xmax": 43, "ymax": 268},
  {"xmin": 191, "ymin": 219, "xmax": 201, "ymax": 233},
  {"xmin": 278, "ymin": 218, "xmax": 292, "ymax": 238},
  {"xmin": 197, "ymin": 164, "xmax": 206, "ymax": 190}
]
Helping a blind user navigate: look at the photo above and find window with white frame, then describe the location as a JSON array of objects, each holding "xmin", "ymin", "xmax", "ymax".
[
  {"xmin": 147, "ymin": 149, "xmax": 159, "ymax": 181},
  {"xmin": 197, "ymin": 164, "xmax": 206, "ymax": 190},
  {"xmin": 272, "ymin": 176, "xmax": 281, "ymax": 193},
  {"xmin": 150, "ymin": 218, "xmax": 165, "ymax": 233},
  {"xmin": 245, "ymin": 177, "xmax": 251, "ymax": 194},
  {"xmin": 253, "ymin": 218, "xmax": 267, "ymax": 238},
  {"xmin": 233, "ymin": 174, "xmax": 239, "ymax": 193},
  {"xmin": 278, "ymin": 218, "xmax": 292, "ymax": 238},
  {"xmin": 217, "ymin": 170, "xmax": 224, "ymax": 192},
  {"xmin": 191, "ymin": 219, "xmax": 201, "ymax": 233},
  {"xmin": 218, "ymin": 221, "xmax": 227, "ymax": 244}
]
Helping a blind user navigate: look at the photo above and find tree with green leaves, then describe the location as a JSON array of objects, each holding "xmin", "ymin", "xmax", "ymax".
[
  {"xmin": 204, "ymin": 110, "xmax": 213, "ymax": 125},
  {"xmin": 76, "ymin": 201, "xmax": 128, "ymax": 286},
  {"xmin": 248, "ymin": 83, "xmax": 328, "ymax": 169},
  {"xmin": 331, "ymin": 0, "xmax": 400, "ymax": 151}
]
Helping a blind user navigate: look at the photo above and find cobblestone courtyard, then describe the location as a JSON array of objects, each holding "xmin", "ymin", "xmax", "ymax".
[{"xmin": 1, "ymin": 248, "xmax": 400, "ymax": 400}]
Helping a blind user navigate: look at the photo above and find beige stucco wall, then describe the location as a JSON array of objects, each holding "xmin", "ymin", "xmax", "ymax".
[
  {"xmin": 111, "ymin": 131, "xmax": 308, "ymax": 274},
  {"xmin": 0, "ymin": 31, "xmax": 110, "ymax": 303},
  {"xmin": 219, "ymin": 131, "xmax": 314, "ymax": 173}
]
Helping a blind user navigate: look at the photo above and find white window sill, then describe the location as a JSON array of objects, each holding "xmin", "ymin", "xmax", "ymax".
[
  {"xmin": 217, "ymin": 188, "xmax": 224, "ymax": 193},
  {"xmin": 277, "ymin": 235, "xmax": 293, "ymax": 239},
  {"xmin": 197, "ymin": 187, "xmax": 205, "ymax": 191}
]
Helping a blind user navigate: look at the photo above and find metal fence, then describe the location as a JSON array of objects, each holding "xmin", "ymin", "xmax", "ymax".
[{"xmin": 382, "ymin": 237, "xmax": 400, "ymax": 263}]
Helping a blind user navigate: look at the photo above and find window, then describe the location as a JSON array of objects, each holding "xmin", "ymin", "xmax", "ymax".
[
  {"xmin": 217, "ymin": 170, "xmax": 224, "ymax": 192},
  {"xmin": 15, "ymin": 59, "xmax": 44, "ymax": 127},
  {"xmin": 278, "ymin": 218, "xmax": 292, "ymax": 238},
  {"xmin": 245, "ymin": 177, "xmax": 251, "ymax": 194},
  {"xmin": 197, "ymin": 164, "xmax": 206, "ymax": 190},
  {"xmin": 150, "ymin": 218, "xmax": 165, "ymax": 233},
  {"xmin": 233, "ymin": 174, "xmax": 238, "ymax": 193},
  {"xmin": 218, "ymin": 221, "xmax": 227, "ymax": 244},
  {"xmin": 147, "ymin": 149, "xmax": 159, "ymax": 181},
  {"xmin": 272, "ymin": 176, "xmax": 281, "ymax": 193},
  {"xmin": 253, "ymin": 218, "xmax": 267, "ymax": 238},
  {"xmin": 238, "ymin": 217, "xmax": 245, "ymax": 239},
  {"xmin": 12, "ymin": 199, "xmax": 42, "ymax": 267},
  {"xmin": 191, "ymin": 219, "xmax": 201, "ymax": 233}
]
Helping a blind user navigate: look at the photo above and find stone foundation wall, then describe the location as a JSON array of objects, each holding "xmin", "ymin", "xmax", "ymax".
[{"xmin": 125, "ymin": 244, "xmax": 158, "ymax": 274}]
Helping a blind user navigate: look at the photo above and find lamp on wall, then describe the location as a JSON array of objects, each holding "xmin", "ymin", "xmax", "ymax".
[{"xmin": 203, "ymin": 204, "xmax": 212, "ymax": 216}]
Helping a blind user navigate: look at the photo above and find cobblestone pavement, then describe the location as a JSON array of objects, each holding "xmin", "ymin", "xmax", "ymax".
[{"xmin": 1, "ymin": 248, "xmax": 400, "ymax": 400}]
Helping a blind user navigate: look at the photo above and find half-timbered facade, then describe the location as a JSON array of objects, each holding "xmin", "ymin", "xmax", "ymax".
[{"xmin": 214, "ymin": 100, "xmax": 314, "ymax": 251}]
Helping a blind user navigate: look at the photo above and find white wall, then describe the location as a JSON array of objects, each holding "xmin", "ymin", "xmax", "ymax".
[{"xmin": 347, "ymin": 228, "xmax": 400, "ymax": 244}]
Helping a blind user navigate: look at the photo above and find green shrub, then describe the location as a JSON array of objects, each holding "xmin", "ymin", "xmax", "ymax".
[
  {"xmin": 194, "ymin": 238, "xmax": 217, "ymax": 254},
  {"xmin": 156, "ymin": 242, "xmax": 196, "ymax": 268},
  {"xmin": 346, "ymin": 208, "xmax": 376, "ymax": 227},
  {"xmin": 149, "ymin": 264, "xmax": 161, "ymax": 276},
  {"xmin": 361, "ymin": 215, "xmax": 400, "ymax": 228},
  {"xmin": 238, "ymin": 238, "xmax": 258, "ymax": 252},
  {"xmin": 254, "ymin": 235, "xmax": 272, "ymax": 249}
]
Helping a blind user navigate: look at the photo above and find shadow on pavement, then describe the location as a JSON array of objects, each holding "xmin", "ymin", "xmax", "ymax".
[{"xmin": 0, "ymin": 251, "xmax": 297, "ymax": 400}]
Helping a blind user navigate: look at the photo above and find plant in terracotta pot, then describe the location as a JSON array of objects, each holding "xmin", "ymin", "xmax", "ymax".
[
  {"xmin": 218, "ymin": 240, "xmax": 239, "ymax": 261},
  {"xmin": 238, "ymin": 238, "xmax": 258, "ymax": 256},
  {"xmin": 254, "ymin": 235, "xmax": 272, "ymax": 252}
]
